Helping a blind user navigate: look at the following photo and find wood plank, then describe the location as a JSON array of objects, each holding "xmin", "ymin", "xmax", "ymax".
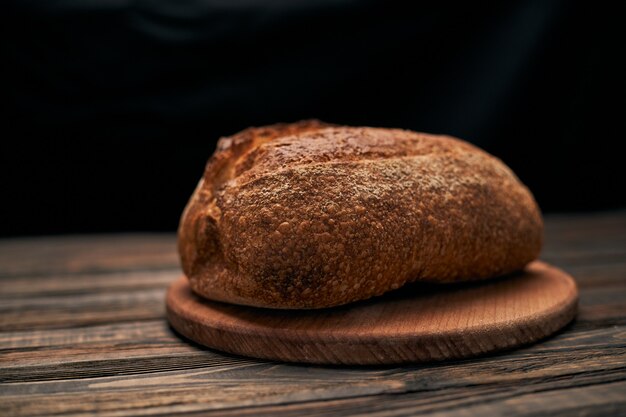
[
  {"xmin": 0, "ymin": 321, "xmax": 245, "ymax": 382},
  {"xmin": 197, "ymin": 379, "xmax": 626, "ymax": 417},
  {"xmin": 1, "ymin": 335, "xmax": 624, "ymax": 416},
  {"xmin": 0, "ymin": 234, "xmax": 177, "ymax": 278},
  {"xmin": 542, "ymin": 210, "xmax": 626, "ymax": 266},
  {"xmin": 1, "ymin": 320, "xmax": 624, "ymax": 384},
  {"xmin": 0, "ymin": 270, "xmax": 178, "ymax": 298},
  {"xmin": 0, "ymin": 321, "xmax": 172, "ymax": 349},
  {"xmin": 427, "ymin": 380, "xmax": 626, "ymax": 417},
  {"xmin": 0, "ymin": 288, "xmax": 166, "ymax": 331},
  {"xmin": 558, "ymin": 260, "xmax": 626, "ymax": 288},
  {"xmin": 544, "ymin": 210, "xmax": 626, "ymax": 235}
]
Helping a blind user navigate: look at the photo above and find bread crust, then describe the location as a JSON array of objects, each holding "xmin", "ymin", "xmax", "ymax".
[{"xmin": 178, "ymin": 120, "xmax": 543, "ymax": 309}]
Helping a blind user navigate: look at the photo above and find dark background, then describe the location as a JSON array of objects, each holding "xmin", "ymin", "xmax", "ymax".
[{"xmin": 2, "ymin": 0, "xmax": 625, "ymax": 237}]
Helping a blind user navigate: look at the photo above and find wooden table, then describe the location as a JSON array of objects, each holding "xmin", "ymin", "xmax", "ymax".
[{"xmin": 1, "ymin": 211, "xmax": 625, "ymax": 416}]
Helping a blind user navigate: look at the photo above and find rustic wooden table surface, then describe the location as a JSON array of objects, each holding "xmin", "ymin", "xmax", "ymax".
[{"xmin": 1, "ymin": 211, "xmax": 625, "ymax": 417}]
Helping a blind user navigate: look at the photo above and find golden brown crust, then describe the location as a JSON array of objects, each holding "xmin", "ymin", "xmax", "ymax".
[{"xmin": 178, "ymin": 120, "xmax": 543, "ymax": 309}]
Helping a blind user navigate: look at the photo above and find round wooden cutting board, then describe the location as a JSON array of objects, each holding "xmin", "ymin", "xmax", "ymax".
[{"xmin": 166, "ymin": 261, "xmax": 578, "ymax": 365}]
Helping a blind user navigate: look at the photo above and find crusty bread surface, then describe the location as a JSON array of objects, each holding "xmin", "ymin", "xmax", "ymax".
[{"xmin": 178, "ymin": 120, "xmax": 543, "ymax": 308}]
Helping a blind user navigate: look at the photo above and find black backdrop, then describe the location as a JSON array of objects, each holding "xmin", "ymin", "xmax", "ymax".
[{"xmin": 3, "ymin": 0, "xmax": 625, "ymax": 236}]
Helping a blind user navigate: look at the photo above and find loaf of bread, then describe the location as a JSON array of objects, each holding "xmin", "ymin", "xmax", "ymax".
[{"xmin": 178, "ymin": 120, "xmax": 543, "ymax": 309}]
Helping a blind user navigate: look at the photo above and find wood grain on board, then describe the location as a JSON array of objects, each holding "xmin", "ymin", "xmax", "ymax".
[
  {"xmin": 1, "ymin": 210, "xmax": 625, "ymax": 416},
  {"xmin": 166, "ymin": 262, "xmax": 578, "ymax": 364}
]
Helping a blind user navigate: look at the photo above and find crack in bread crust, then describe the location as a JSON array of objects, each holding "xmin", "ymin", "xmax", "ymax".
[{"xmin": 178, "ymin": 121, "xmax": 543, "ymax": 309}]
